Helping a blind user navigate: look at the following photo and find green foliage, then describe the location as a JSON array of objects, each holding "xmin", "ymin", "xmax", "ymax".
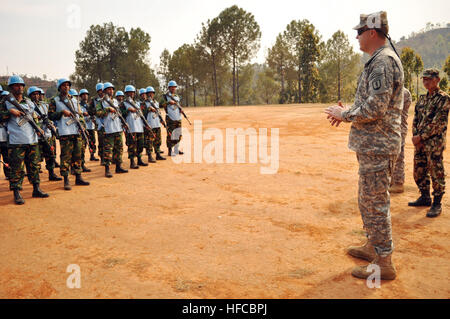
[{"xmin": 444, "ymin": 55, "xmax": 450, "ymax": 78}]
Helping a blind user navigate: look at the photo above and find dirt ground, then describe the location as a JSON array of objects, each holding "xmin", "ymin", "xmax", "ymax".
[{"xmin": 0, "ymin": 104, "xmax": 448, "ymax": 299}]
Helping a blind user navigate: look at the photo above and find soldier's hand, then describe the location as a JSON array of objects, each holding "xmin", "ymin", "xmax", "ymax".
[
  {"xmin": 9, "ymin": 109, "xmax": 25, "ymax": 117},
  {"xmin": 150, "ymin": 107, "xmax": 157, "ymax": 112},
  {"xmin": 169, "ymin": 100, "xmax": 176, "ymax": 105},
  {"xmin": 108, "ymin": 107, "xmax": 116, "ymax": 113},
  {"xmin": 129, "ymin": 108, "xmax": 137, "ymax": 113},
  {"xmin": 62, "ymin": 110, "xmax": 72, "ymax": 117},
  {"xmin": 83, "ymin": 112, "xmax": 89, "ymax": 117},
  {"xmin": 412, "ymin": 135, "xmax": 421, "ymax": 145},
  {"xmin": 325, "ymin": 105, "xmax": 344, "ymax": 126}
]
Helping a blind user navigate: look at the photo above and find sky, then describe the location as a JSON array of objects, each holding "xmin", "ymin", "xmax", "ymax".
[{"xmin": 0, "ymin": 0, "xmax": 449, "ymax": 81}]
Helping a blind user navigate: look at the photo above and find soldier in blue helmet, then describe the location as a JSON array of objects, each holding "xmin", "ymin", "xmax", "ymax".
[
  {"xmin": 88, "ymin": 83, "xmax": 104, "ymax": 163},
  {"xmin": 144, "ymin": 86, "xmax": 166, "ymax": 161},
  {"xmin": 160, "ymin": 80, "xmax": 184, "ymax": 156},
  {"xmin": 0, "ymin": 90, "xmax": 11, "ymax": 181}
]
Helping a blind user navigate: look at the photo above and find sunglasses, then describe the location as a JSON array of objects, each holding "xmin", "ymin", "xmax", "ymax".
[{"xmin": 357, "ymin": 28, "xmax": 371, "ymax": 36}]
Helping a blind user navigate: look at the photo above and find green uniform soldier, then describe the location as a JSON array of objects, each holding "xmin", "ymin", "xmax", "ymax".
[
  {"xmin": 0, "ymin": 75, "xmax": 49, "ymax": 204},
  {"xmin": 160, "ymin": 81, "xmax": 184, "ymax": 156},
  {"xmin": 48, "ymin": 78, "xmax": 90, "ymax": 190},
  {"xmin": 409, "ymin": 69, "xmax": 450, "ymax": 218},
  {"xmin": 326, "ymin": 11, "xmax": 404, "ymax": 280},
  {"xmin": 70, "ymin": 88, "xmax": 91, "ymax": 173},
  {"xmin": 0, "ymin": 87, "xmax": 11, "ymax": 180},
  {"xmin": 80, "ymin": 89, "xmax": 97, "ymax": 167},
  {"xmin": 143, "ymin": 86, "xmax": 166, "ymax": 161},
  {"xmin": 88, "ymin": 83, "xmax": 103, "ymax": 164}
]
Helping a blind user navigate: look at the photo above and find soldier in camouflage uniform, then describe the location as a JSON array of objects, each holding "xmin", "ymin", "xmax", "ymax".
[
  {"xmin": 160, "ymin": 81, "xmax": 184, "ymax": 156},
  {"xmin": 144, "ymin": 86, "xmax": 166, "ymax": 161},
  {"xmin": 390, "ymin": 88, "xmax": 412, "ymax": 193},
  {"xmin": 0, "ymin": 75, "xmax": 49, "ymax": 204},
  {"xmin": 408, "ymin": 69, "xmax": 450, "ymax": 218},
  {"xmin": 0, "ymin": 88, "xmax": 11, "ymax": 180},
  {"xmin": 88, "ymin": 83, "xmax": 103, "ymax": 164},
  {"xmin": 326, "ymin": 11, "xmax": 403, "ymax": 280},
  {"xmin": 80, "ymin": 89, "xmax": 96, "ymax": 169},
  {"xmin": 48, "ymin": 78, "xmax": 90, "ymax": 190},
  {"xmin": 71, "ymin": 88, "xmax": 91, "ymax": 173}
]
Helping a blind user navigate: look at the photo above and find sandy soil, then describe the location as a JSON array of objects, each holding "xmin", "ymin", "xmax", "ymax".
[{"xmin": 0, "ymin": 104, "xmax": 448, "ymax": 299}]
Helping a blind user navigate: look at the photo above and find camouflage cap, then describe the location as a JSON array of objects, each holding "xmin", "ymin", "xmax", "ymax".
[
  {"xmin": 421, "ymin": 68, "xmax": 440, "ymax": 79},
  {"xmin": 354, "ymin": 11, "xmax": 389, "ymax": 34}
]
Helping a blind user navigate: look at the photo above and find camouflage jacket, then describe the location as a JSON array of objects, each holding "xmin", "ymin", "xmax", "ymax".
[
  {"xmin": 413, "ymin": 89, "xmax": 450, "ymax": 152},
  {"xmin": 342, "ymin": 45, "xmax": 404, "ymax": 155},
  {"xmin": 401, "ymin": 88, "xmax": 412, "ymax": 135}
]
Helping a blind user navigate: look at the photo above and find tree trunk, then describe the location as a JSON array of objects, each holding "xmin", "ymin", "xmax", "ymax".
[
  {"xmin": 298, "ymin": 71, "xmax": 302, "ymax": 104},
  {"xmin": 232, "ymin": 53, "xmax": 237, "ymax": 106},
  {"xmin": 416, "ymin": 73, "xmax": 419, "ymax": 100},
  {"xmin": 237, "ymin": 66, "xmax": 240, "ymax": 106},
  {"xmin": 212, "ymin": 54, "xmax": 219, "ymax": 106}
]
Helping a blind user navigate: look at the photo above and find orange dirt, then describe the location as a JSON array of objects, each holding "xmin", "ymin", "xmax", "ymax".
[{"xmin": 0, "ymin": 104, "xmax": 448, "ymax": 299}]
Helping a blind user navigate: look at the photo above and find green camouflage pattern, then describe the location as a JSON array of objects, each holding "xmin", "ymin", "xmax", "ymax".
[
  {"xmin": 8, "ymin": 144, "xmax": 41, "ymax": 190},
  {"xmin": 166, "ymin": 117, "xmax": 182, "ymax": 149},
  {"xmin": 414, "ymin": 148, "xmax": 445, "ymax": 197},
  {"xmin": 59, "ymin": 135, "xmax": 82, "ymax": 177},
  {"xmin": 1, "ymin": 141, "xmax": 10, "ymax": 179},
  {"xmin": 127, "ymin": 132, "xmax": 145, "ymax": 159},
  {"xmin": 38, "ymin": 136, "xmax": 56, "ymax": 171},
  {"xmin": 103, "ymin": 132, "xmax": 123, "ymax": 165}
]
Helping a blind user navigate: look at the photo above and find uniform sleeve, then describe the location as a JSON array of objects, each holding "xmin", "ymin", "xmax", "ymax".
[
  {"xmin": 159, "ymin": 96, "xmax": 168, "ymax": 112},
  {"xmin": 88, "ymin": 100, "xmax": 97, "ymax": 116},
  {"xmin": 419, "ymin": 95, "xmax": 450, "ymax": 141},
  {"xmin": 96, "ymin": 101, "xmax": 108, "ymax": 118},
  {"xmin": 0, "ymin": 101, "xmax": 10, "ymax": 122},
  {"xmin": 403, "ymin": 89, "xmax": 412, "ymax": 114},
  {"xmin": 47, "ymin": 98, "xmax": 62, "ymax": 121},
  {"xmin": 412, "ymin": 102, "xmax": 420, "ymax": 136},
  {"xmin": 342, "ymin": 56, "xmax": 396, "ymax": 124}
]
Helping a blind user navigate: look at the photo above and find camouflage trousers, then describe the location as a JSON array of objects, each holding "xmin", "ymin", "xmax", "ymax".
[
  {"xmin": 81, "ymin": 130, "xmax": 96, "ymax": 165},
  {"xmin": 414, "ymin": 147, "xmax": 446, "ymax": 197},
  {"xmin": 145, "ymin": 127, "xmax": 162, "ymax": 154},
  {"xmin": 97, "ymin": 128, "xmax": 105, "ymax": 164},
  {"xmin": 88, "ymin": 129, "xmax": 96, "ymax": 155},
  {"xmin": 38, "ymin": 136, "xmax": 56, "ymax": 171},
  {"xmin": 8, "ymin": 143, "xmax": 41, "ymax": 190},
  {"xmin": 126, "ymin": 132, "xmax": 145, "ymax": 159},
  {"xmin": 357, "ymin": 153, "xmax": 396, "ymax": 257},
  {"xmin": 60, "ymin": 134, "xmax": 82, "ymax": 177},
  {"xmin": 392, "ymin": 133, "xmax": 407, "ymax": 185},
  {"xmin": 1, "ymin": 141, "xmax": 10, "ymax": 179},
  {"xmin": 166, "ymin": 118, "xmax": 182, "ymax": 149},
  {"xmin": 104, "ymin": 132, "xmax": 123, "ymax": 166}
]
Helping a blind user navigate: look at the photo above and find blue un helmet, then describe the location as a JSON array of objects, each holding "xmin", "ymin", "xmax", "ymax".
[
  {"xmin": 0, "ymin": 85, "xmax": 3, "ymax": 91},
  {"xmin": 146, "ymin": 86, "xmax": 155, "ymax": 94},
  {"xmin": 57, "ymin": 78, "xmax": 71, "ymax": 91},
  {"xmin": 139, "ymin": 88, "xmax": 146, "ymax": 95},
  {"xmin": 27, "ymin": 86, "xmax": 40, "ymax": 96},
  {"xmin": 39, "ymin": 88, "xmax": 45, "ymax": 95},
  {"xmin": 79, "ymin": 89, "xmax": 89, "ymax": 95},
  {"xmin": 103, "ymin": 82, "xmax": 114, "ymax": 90},
  {"xmin": 69, "ymin": 89, "xmax": 79, "ymax": 96},
  {"xmin": 124, "ymin": 85, "xmax": 136, "ymax": 93},
  {"xmin": 2, "ymin": 91, "xmax": 9, "ymax": 96},
  {"xmin": 96, "ymin": 83, "xmax": 104, "ymax": 92},
  {"xmin": 115, "ymin": 91, "xmax": 124, "ymax": 97},
  {"xmin": 168, "ymin": 80, "xmax": 177, "ymax": 88},
  {"xmin": 8, "ymin": 75, "xmax": 25, "ymax": 87}
]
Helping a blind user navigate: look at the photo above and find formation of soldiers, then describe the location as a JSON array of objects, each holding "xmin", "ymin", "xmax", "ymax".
[{"xmin": 0, "ymin": 77, "xmax": 187, "ymax": 204}]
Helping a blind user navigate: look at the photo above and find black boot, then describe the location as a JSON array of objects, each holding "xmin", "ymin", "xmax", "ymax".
[
  {"xmin": 75, "ymin": 174, "xmax": 90, "ymax": 186},
  {"xmin": 105, "ymin": 165, "xmax": 113, "ymax": 178},
  {"xmin": 115, "ymin": 163, "xmax": 129, "ymax": 174},
  {"xmin": 408, "ymin": 192, "xmax": 432, "ymax": 207},
  {"xmin": 32, "ymin": 183, "xmax": 49, "ymax": 198},
  {"xmin": 90, "ymin": 153, "xmax": 99, "ymax": 162},
  {"xmin": 148, "ymin": 153, "xmax": 156, "ymax": 163},
  {"xmin": 427, "ymin": 196, "xmax": 443, "ymax": 218},
  {"xmin": 13, "ymin": 189, "xmax": 25, "ymax": 205},
  {"xmin": 64, "ymin": 175, "xmax": 71, "ymax": 191},
  {"xmin": 168, "ymin": 148, "xmax": 172, "ymax": 157},
  {"xmin": 130, "ymin": 158, "xmax": 139, "ymax": 169},
  {"xmin": 54, "ymin": 161, "xmax": 60, "ymax": 168},
  {"xmin": 137, "ymin": 156, "xmax": 148, "ymax": 167},
  {"xmin": 156, "ymin": 153, "xmax": 166, "ymax": 161},
  {"xmin": 82, "ymin": 163, "xmax": 91, "ymax": 173},
  {"xmin": 49, "ymin": 169, "xmax": 62, "ymax": 181},
  {"xmin": 178, "ymin": 150, "xmax": 184, "ymax": 155}
]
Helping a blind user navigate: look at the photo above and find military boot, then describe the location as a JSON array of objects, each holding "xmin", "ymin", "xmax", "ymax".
[
  {"xmin": 148, "ymin": 153, "xmax": 156, "ymax": 163},
  {"xmin": 130, "ymin": 158, "xmax": 139, "ymax": 169},
  {"xmin": 105, "ymin": 165, "xmax": 113, "ymax": 178},
  {"xmin": 13, "ymin": 189, "xmax": 25, "ymax": 205},
  {"xmin": 90, "ymin": 153, "xmax": 99, "ymax": 162},
  {"xmin": 427, "ymin": 195, "xmax": 442, "ymax": 218},
  {"xmin": 168, "ymin": 148, "xmax": 172, "ymax": 157},
  {"xmin": 137, "ymin": 156, "xmax": 148, "ymax": 167},
  {"xmin": 156, "ymin": 153, "xmax": 166, "ymax": 161},
  {"xmin": 408, "ymin": 191, "xmax": 432, "ymax": 207},
  {"xmin": 64, "ymin": 176, "xmax": 71, "ymax": 191},
  {"xmin": 389, "ymin": 184, "xmax": 404, "ymax": 194},
  {"xmin": 75, "ymin": 174, "xmax": 90, "ymax": 186},
  {"xmin": 347, "ymin": 241, "xmax": 377, "ymax": 262},
  {"xmin": 82, "ymin": 163, "xmax": 91, "ymax": 173},
  {"xmin": 351, "ymin": 255, "xmax": 397, "ymax": 281},
  {"xmin": 115, "ymin": 163, "xmax": 128, "ymax": 174},
  {"xmin": 32, "ymin": 183, "xmax": 49, "ymax": 198},
  {"xmin": 54, "ymin": 161, "xmax": 60, "ymax": 168},
  {"xmin": 48, "ymin": 169, "xmax": 62, "ymax": 181}
]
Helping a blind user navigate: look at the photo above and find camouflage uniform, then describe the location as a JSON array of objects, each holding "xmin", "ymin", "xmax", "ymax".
[
  {"xmin": 341, "ymin": 44, "xmax": 404, "ymax": 257},
  {"xmin": 89, "ymin": 97, "xmax": 103, "ymax": 163},
  {"xmin": 160, "ymin": 94, "xmax": 182, "ymax": 150},
  {"xmin": 33, "ymin": 101, "xmax": 57, "ymax": 172},
  {"xmin": 0, "ymin": 101, "xmax": 10, "ymax": 178},
  {"xmin": 412, "ymin": 87, "xmax": 450, "ymax": 198},
  {"xmin": 392, "ymin": 88, "xmax": 412, "ymax": 185}
]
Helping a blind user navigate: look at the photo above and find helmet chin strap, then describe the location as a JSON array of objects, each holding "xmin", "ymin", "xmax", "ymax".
[{"xmin": 379, "ymin": 29, "xmax": 400, "ymax": 58}]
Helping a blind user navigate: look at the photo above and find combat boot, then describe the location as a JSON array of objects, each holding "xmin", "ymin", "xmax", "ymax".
[
  {"xmin": 168, "ymin": 148, "xmax": 172, "ymax": 157},
  {"xmin": 389, "ymin": 184, "xmax": 404, "ymax": 194},
  {"xmin": 105, "ymin": 165, "xmax": 113, "ymax": 178},
  {"xmin": 408, "ymin": 192, "xmax": 432, "ymax": 207},
  {"xmin": 82, "ymin": 163, "xmax": 91, "ymax": 173},
  {"xmin": 137, "ymin": 156, "xmax": 148, "ymax": 167},
  {"xmin": 32, "ymin": 183, "xmax": 49, "ymax": 198},
  {"xmin": 13, "ymin": 189, "xmax": 25, "ymax": 205},
  {"xmin": 48, "ymin": 169, "xmax": 62, "ymax": 181},
  {"xmin": 351, "ymin": 255, "xmax": 397, "ymax": 281},
  {"xmin": 347, "ymin": 241, "xmax": 377, "ymax": 262},
  {"xmin": 64, "ymin": 176, "xmax": 71, "ymax": 191},
  {"xmin": 75, "ymin": 174, "xmax": 90, "ymax": 186},
  {"xmin": 148, "ymin": 153, "xmax": 156, "ymax": 163},
  {"xmin": 156, "ymin": 153, "xmax": 166, "ymax": 161},
  {"xmin": 130, "ymin": 157, "xmax": 139, "ymax": 169},
  {"xmin": 427, "ymin": 195, "xmax": 442, "ymax": 218},
  {"xmin": 90, "ymin": 153, "xmax": 99, "ymax": 162},
  {"xmin": 54, "ymin": 161, "xmax": 60, "ymax": 168},
  {"xmin": 115, "ymin": 163, "xmax": 128, "ymax": 174}
]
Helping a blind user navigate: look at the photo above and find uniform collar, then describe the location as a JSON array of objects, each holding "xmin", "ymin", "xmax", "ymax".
[
  {"xmin": 365, "ymin": 44, "xmax": 389, "ymax": 67},
  {"xmin": 426, "ymin": 88, "xmax": 441, "ymax": 99}
]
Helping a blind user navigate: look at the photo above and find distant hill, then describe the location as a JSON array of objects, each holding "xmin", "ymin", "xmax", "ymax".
[
  {"xmin": 0, "ymin": 75, "xmax": 57, "ymax": 97},
  {"xmin": 395, "ymin": 27, "xmax": 450, "ymax": 69}
]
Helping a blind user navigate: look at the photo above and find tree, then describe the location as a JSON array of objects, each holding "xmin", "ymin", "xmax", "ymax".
[
  {"xmin": 400, "ymin": 47, "xmax": 416, "ymax": 93},
  {"xmin": 158, "ymin": 49, "xmax": 172, "ymax": 86},
  {"xmin": 444, "ymin": 55, "xmax": 450, "ymax": 78},
  {"xmin": 267, "ymin": 34, "xmax": 291, "ymax": 103},
  {"xmin": 216, "ymin": 5, "xmax": 261, "ymax": 105},
  {"xmin": 440, "ymin": 76, "xmax": 448, "ymax": 93},
  {"xmin": 255, "ymin": 67, "xmax": 280, "ymax": 104},
  {"xmin": 413, "ymin": 53, "xmax": 424, "ymax": 100}
]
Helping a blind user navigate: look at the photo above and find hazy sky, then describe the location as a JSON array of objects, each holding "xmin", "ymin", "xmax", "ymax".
[{"xmin": 1, "ymin": 0, "xmax": 449, "ymax": 81}]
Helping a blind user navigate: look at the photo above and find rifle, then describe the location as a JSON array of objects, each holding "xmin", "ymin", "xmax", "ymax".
[
  {"xmin": 0, "ymin": 160, "xmax": 9, "ymax": 168},
  {"xmin": 164, "ymin": 94, "xmax": 192, "ymax": 125},
  {"xmin": 147, "ymin": 98, "xmax": 171, "ymax": 138},
  {"xmin": 31, "ymin": 101, "xmax": 59, "ymax": 139},
  {"xmin": 6, "ymin": 94, "xmax": 54, "ymax": 152},
  {"xmin": 81, "ymin": 101, "xmax": 96, "ymax": 125},
  {"xmin": 103, "ymin": 97, "xmax": 133, "ymax": 136},
  {"xmin": 125, "ymin": 98, "xmax": 156, "ymax": 138},
  {"xmin": 60, "ymin": 96, "xmax": 93, "ymax": 153}
]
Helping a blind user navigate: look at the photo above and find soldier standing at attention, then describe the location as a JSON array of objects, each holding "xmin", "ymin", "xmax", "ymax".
[
  {"xmin": 71, "ymin": 88, "xmax": 91, "ymax": 173},
  {"xmin": 325, "ymin": 11, "xmax": 404, "ymax": 280},
  {"xmin": 408, "ymin": 69, "xmax": 450, "ymax": 218},
  {"xmin": 96, "ymin": 83, "xmax": 128, "ymax": 178},
  {"xmin": 160, "ymin": 81, "xmax": 184, "ymax": 156},
  {"xmin": 0, "ymin": 87, "xmax": 11, "ymax": 180},
  {"xmin": 48, "ymin": 79, "xmax": 90, "ymax": 190},
  {"xmin": 390, "ymin": 88, "xmax": 412, "ymax": 193},
  {"xmin": 89, "ymin": 83, "xmax": 103, "ymax": 164},
  {"xmin": 0, "ymin": 75, "xmax": 49, "ymax": 204},
  {"xmin": 80, "ymin": 89, "xmax": 97, "ymax": 169},
  {"xmin": 144, "ymin": 86, "xmax": 166, "ymax": 161}
]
